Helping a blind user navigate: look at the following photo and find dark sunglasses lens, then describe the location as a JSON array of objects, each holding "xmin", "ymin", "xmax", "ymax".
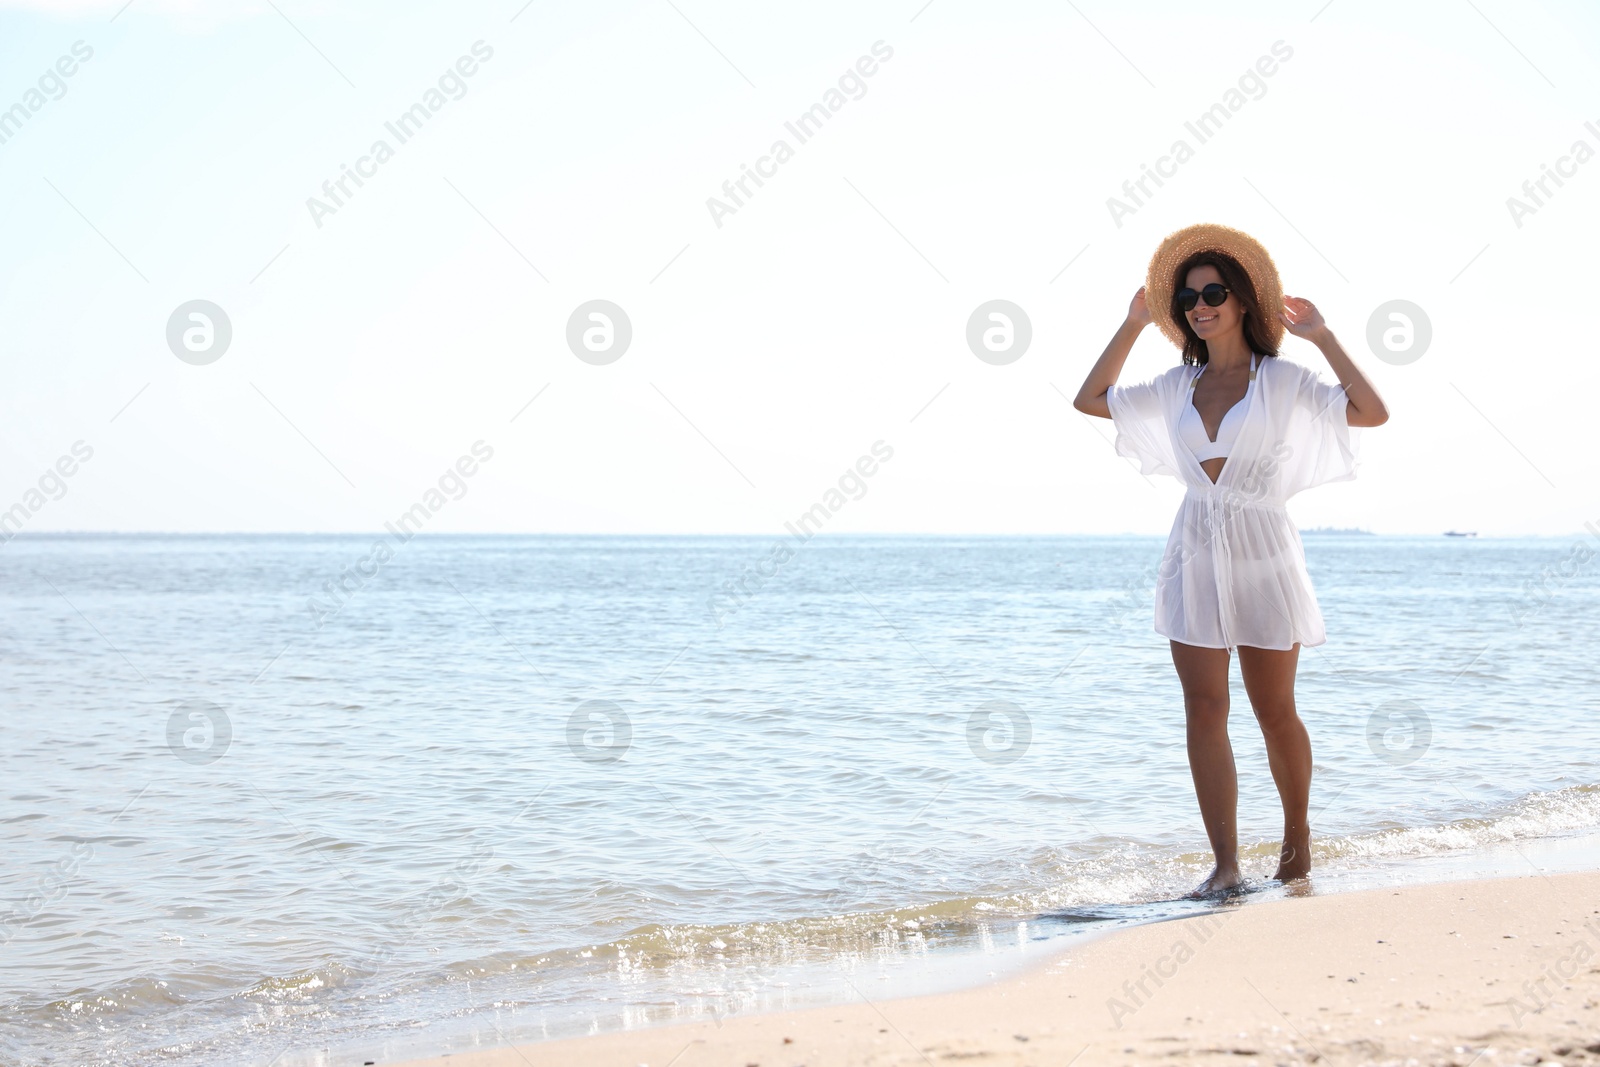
[
  {"xmin": 1175, "ymin": 288, "xmax": 1198, "ymax": 312},
  {"xmin": 1203, "ymin": 284, "xmax": 1228, "ymax": 307}
]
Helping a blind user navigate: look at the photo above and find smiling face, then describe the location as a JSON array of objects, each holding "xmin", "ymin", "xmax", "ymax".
[
  {"xmin": 1184, "ymin": 262, "xmax": 1254, "ymax": 342},
  {"xmin": 1167, "ymin": 249, "xmax": 1278, "ymax": 367},
  {"xmin": 1181, "ymin": 264, "xmax": 1246, "ymax": 341}
]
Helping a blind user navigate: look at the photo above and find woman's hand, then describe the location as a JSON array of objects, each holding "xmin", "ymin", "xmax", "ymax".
[
  {"xmin": 1127, "ymin": 286, "xmax": 1153, "ymax": 328},
  {"xmin": 1284, "ymin": 296, "xmax": 1391, "ymax": 426},
  {"xmin": 1277, "ymin": 295, "xmax": 1328, "ymax": 341},
  {"xmin": 1075, "ymin": 289, "xmax": 1151, "ymax": 418}
]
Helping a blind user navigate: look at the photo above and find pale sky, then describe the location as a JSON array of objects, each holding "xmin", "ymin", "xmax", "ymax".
[{"xmin": 1, "ymin": 0, "xmax": 1595, "ymax": 535}]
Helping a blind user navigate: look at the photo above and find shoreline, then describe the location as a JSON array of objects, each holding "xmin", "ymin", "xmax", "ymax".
[{"xmin": 390, "ymin": 867, "xmax": 1600, "ymax": 1067}]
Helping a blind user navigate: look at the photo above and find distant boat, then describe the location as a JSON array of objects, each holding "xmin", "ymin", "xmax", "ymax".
[
  {"xmin": 1443, "ymin": 530, "xmax": 1477, "ymax": 537},
  {"xmin": 1301, "ymin": 526, "xmax": 1373, "ymax": 535}
]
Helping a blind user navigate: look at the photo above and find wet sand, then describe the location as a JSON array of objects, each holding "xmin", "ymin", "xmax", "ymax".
[{"xmin": 392, "ymin": 869, "xmax": 1600, "ymax": 1066}]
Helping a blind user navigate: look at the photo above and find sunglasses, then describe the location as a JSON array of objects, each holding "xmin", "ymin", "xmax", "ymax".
[{"xmin": 1175, "ymin": 284, "xmax": 1231, "ymax": 313}]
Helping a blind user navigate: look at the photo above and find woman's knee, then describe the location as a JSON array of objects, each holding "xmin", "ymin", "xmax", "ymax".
[
  {"xmin": 1252, "ymin": 702, "xmax": 1302, "ymax": 737},
  {"xmin": 1184, "ymin": 695, "xmax": 1229, "ymax": 731}
]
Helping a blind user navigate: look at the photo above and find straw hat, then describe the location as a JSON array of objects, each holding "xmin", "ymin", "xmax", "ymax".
[{"xmin": 1145, "ymin": 223, "xmax": 1284, "ymax": 352}]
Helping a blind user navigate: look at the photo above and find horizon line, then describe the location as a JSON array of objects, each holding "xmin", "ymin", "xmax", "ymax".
[{"xmin": 0, "ymin": 528, "xmax": 1538, "ymax": 539}]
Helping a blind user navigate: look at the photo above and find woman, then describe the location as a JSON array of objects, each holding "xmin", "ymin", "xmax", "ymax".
[{"xmin": 1072, "ymin": 224, "xmax": 1389, "ymax": 896}]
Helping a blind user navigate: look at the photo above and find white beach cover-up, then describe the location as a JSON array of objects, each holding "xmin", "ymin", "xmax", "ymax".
[{"xmin": 1106, "ymin": 355, "xmax": 1362, "ymax": 651}]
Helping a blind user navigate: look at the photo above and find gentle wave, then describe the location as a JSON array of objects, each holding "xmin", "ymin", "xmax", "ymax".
[
  {"xmin": 11, "ymin": 781, "xmax": 1599, "ymax": 1067},
  {"xmin": 4, "ymin": 534, "xmax": 1597, "ymax": 1067}
]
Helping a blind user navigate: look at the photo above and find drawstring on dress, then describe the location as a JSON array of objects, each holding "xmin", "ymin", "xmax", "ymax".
[{"xmin": 1188, "ymin": 353, "xmax": 1257, "ymax": 654}]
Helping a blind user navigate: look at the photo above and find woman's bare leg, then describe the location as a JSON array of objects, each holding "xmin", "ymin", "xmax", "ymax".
[
  {"xmin": 1237, "ymin": 642, "xmax": 1312, "ymax": 881},
  {"xmin": 1169, "ymin": 639, "xmax": 1240, "ymax": 894}
]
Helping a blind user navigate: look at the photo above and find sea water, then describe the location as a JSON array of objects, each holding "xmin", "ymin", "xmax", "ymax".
[{"xmin": 2, "ymin": 533, "xmax": 1597, "ymax": 1066}]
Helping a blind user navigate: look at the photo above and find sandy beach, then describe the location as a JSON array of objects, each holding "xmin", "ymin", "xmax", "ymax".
[{"xmin": 395, "ymin": 870, "xmax": 1600, "ymax": 1067}]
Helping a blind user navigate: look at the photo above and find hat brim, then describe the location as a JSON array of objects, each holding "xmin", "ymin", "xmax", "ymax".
[{"xmin": 1145, "ymin": 223, "xmax": 1284, "ymax": 353}]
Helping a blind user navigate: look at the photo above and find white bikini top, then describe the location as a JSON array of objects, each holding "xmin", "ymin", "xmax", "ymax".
[{"xmin": 1179, "ymin": 353, "xmax": 1258, "ymax": 463}]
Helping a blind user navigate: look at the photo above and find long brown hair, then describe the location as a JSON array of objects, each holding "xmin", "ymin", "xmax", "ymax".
[{"xmin": 1171, "ymin": 250, "xmax": 1279, "ymax": 367}]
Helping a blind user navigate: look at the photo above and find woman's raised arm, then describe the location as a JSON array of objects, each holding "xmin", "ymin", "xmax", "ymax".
[{"xmin": 1073, "ymin": 287, "xmax": 1153, "ymax": 419}]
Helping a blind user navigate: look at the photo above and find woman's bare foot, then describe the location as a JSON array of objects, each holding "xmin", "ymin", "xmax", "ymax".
[
  {"xmin": 1186, "ymin": 864, "xmax": 1243, "ymax": 898},
  {"xmin": 1272, "ymin": 836, "xmax": 1311, "ymax": 881}
]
